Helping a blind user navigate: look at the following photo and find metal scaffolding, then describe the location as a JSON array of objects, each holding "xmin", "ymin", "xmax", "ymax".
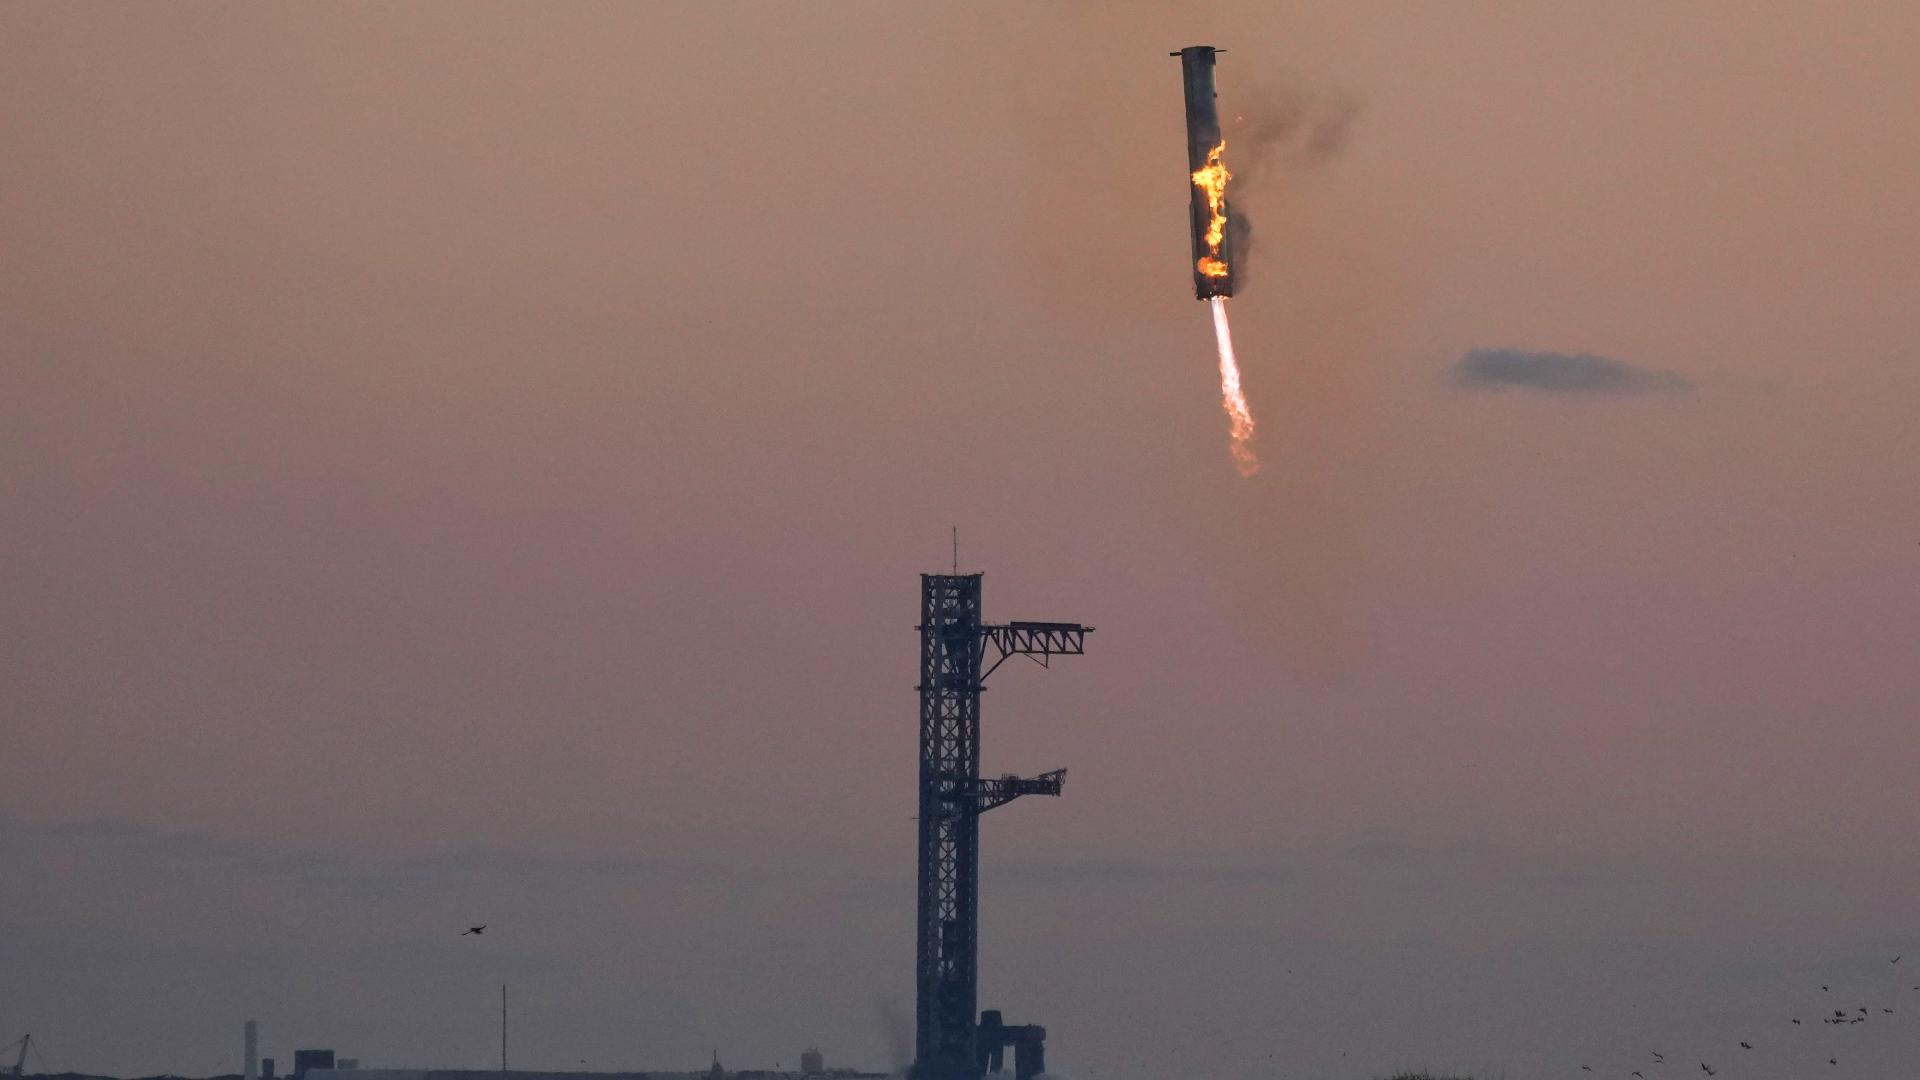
[{"xmin": 914, "ymin": 574, "xmax": 1090, "ymax": 1080}]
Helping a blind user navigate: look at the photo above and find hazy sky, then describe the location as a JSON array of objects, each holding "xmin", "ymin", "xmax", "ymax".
[{"xmin": 5, "ymin": 4, "xmax": 1920, "ymax": 1080}]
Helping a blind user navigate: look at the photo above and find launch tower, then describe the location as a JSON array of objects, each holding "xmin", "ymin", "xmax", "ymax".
[{"xmin": 913, "ymin": 573, "xmax": 1090, "ymax": 1080}]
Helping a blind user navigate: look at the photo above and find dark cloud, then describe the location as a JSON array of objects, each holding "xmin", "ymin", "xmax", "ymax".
[{"xmin": 1453, "ymin": 348, "xmax": 1691, "ymax": 394}]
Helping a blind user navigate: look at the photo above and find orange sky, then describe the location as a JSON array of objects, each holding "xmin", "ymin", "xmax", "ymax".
[{"xmin": 4, "ymin": 4, "xmax": 1920, "ymax": 1079}]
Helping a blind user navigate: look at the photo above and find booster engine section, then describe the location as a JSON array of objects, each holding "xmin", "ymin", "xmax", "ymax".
[{"xmin": 1173, "ymin": 45, "xmax": 1233, "ymax": 300}]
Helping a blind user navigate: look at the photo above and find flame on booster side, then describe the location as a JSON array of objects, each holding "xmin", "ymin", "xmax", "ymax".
[
  {"xmin": 1192, "ymin": 140, "xmax": 1232, "ymax": 278},
  {"xmin": 1210, "ymin": 297, "xmax": 1259, "ymax": 477}
]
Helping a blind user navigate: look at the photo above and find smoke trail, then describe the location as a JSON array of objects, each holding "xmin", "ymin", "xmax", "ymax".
[
  {"xmin": 1210, "ymin": 297, "xmax": 1259, "ymax": 477},
  {"xmin": 874, "ymin": 994, "xmax": 912, "ymax": 1071}
]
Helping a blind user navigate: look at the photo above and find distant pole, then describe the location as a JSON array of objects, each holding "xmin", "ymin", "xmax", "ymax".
[{"xmin": 501, "ymin": 984, "xmax": 507, "ymax": 1072}]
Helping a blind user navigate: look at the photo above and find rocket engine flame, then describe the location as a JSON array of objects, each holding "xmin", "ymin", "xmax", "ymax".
[
  {"xmin": 1192, "ymin": 140, "xmax": 1232, "ymax": 277},
  {"xmin": 1209, "ymin": 297, "xmax": 1259, "ymax": 477}
]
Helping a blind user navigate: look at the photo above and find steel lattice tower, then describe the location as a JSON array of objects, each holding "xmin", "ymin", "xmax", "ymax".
[{"xmin": 915, "ymin": 573, "xmax": 1089, "ymax": 1080}]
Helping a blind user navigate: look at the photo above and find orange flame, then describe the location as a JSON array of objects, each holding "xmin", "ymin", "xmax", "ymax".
[{"xmin": 1191, "ymin": 140, "xmax": 1231, "ymax": 274}]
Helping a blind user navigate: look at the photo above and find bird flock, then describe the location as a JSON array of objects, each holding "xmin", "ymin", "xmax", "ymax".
[{"xmin": 1577, "ymin": 956, "xmax": 1915, "ymax": 1078}]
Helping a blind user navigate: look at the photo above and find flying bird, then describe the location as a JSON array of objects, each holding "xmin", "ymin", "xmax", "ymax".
[
  {"xmin": 1829, "ymin": 1060, "xmax": 1837, "ymax": 1067},
  {"xmin": 1582, "ymin": 1068, "xmax": 1592, "ymax": 1073},
  {"xmin": 1633, "ymin": 1073, "xmax": 1643, "ymax": 1078},
  {"xmin": 1894, "ymin": 956, "xmax": 1902, "ymax": 964},
  {"xmin": 1793, "ymin": 1019, "xmax": 1802, "ymax": 1025},
  {"xmin": 1740, "ymin": 1043, "xmax": 1752, "ymax": 1050},
  {"xmin": 462, "ymin": 925, "xmax": 486, "ymax": 936},
  {"xmin": 1700, "ymin": 1064, "xmax": 1714, "ymax": 1077},
  {"xmin": 1884, "ymin": 1008, "xmax": 1894, "ymax": 1014},
  {"xmin": 1652, "ymin": 1053, "xmax": 1664, "ymax": 1063}
]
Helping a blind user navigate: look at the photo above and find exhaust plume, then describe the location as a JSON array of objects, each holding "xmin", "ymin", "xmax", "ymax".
[{"xmin": 1210, "ymin": 297, "xmax": 1259, "ymax": 477}]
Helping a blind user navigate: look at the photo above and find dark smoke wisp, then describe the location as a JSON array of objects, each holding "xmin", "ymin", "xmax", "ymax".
[
  {"xmin": 1226, "ymin": 77, "xmax": 1362, "ymax": 185},
  {"xmin": 1220, "ymin": 74, "xmax": 1361, "ymax": 282},
  {"xmin": 874, "ymin": 994, "xmax": 912, "ymax": 1072}
]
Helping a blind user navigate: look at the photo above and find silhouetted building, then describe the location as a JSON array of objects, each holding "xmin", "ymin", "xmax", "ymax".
[
  {"xmin": 264, "ymin": 1058, "xmax": 277, "ymax": 1079},
  {"xmin": 800, "ymin": 1050, "xmax": 823, "ymax": 1076},
  {"xmin": 306, "ymin": 1071, "xmax": 886, "ymax": 1080},
  {"xmin": 295, "ymin": 1050, "xmax": 336, "ymax": 1080},
  {"xmin": 305, "ymin": 1071, "xmax": 885, "ymax": 1080},
  {"xmin": 245, "ymin": 1022, "xmax": 259, "ymax": 1080},
  {"xmin": 976, "ymin": 1012, "xmax": 1044, "ymax": 1080}
]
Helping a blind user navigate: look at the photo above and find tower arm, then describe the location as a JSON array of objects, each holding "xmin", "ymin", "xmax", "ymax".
[
  {"xmin": 969, "ymin": 768, "xmax": 1066, "ymax": 813},
  {"xmin": 979, "ymin": 623, "xmax": 1091, "ymax": 680}
]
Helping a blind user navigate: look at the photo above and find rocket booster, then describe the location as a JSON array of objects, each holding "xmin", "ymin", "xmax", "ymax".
[{"xmin": 1172, "ymin": 45, "xmax": 1233, "ymax": 300}]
